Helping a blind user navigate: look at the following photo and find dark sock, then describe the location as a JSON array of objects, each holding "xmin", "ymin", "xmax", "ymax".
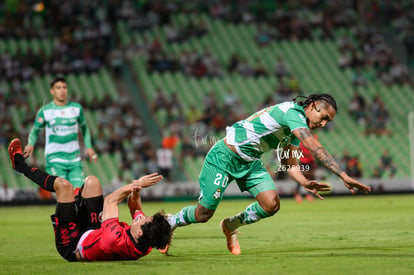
[
  {"xmin": 15, "ymin": 154, "xmax": 57, "ymax": 192},
  {"xmin": 13, "ymin": 154, "xmax": 27, "ymax": 173}
]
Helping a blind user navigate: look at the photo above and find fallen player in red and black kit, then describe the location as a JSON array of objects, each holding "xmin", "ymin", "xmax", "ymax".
[{"xmin": 8, "ymin": 138, "xmax": 172, "ymax": 262}]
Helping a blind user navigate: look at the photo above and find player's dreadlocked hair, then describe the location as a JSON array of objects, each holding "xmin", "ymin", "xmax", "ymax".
[
  {"xmin": 139, "ymin": 211, "xmax": 173, "ymax": 249},
  {"xmin": 293, "ymin": 93, "xmax": 338, "ymax": 112}
]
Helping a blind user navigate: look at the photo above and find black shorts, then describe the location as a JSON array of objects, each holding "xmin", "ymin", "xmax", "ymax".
[{"xmin": 51, "ymin": 191, "xmax": 102, "ymax": 262}]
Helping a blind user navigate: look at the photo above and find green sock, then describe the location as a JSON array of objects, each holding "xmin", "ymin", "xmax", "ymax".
[
  {"xmin": 170, "ymin": 206, "xmax": 197, "ymax": 227},
  {"xmin": 226, "ymin": 202, "xmax": 272, "ymax": 231}
]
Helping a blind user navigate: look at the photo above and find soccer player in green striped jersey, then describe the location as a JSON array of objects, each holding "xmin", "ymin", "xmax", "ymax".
[
  {"xmin": 23, "ymin": 77, "xmax": 97, "ymax": 189},
  {"xmin": 163, "ymin": 94, "xmax": 371, "ymax": 255}
]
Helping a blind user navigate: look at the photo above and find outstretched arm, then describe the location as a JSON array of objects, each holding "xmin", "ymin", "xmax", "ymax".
[
  {"xmin": 102, "ymin": 183, "xmax": 134, "ymax": 222},
  {"xmin": 293, "ymin": 128, "xmax": 343, "ymax": 176},
  {"xmin": 282, "ymin": 144, "xmax": 331, "ymax": 199},
  {"xmin": 127, "ymin": 173, "xmax": 164, "ymax": 218},
  {"xmin": 103, "ymin": 173, "xmax": 163, "ymax": 221},
  {"xmin": 292, "ymin": 128, "xmax": 371, "ymax": 194}
]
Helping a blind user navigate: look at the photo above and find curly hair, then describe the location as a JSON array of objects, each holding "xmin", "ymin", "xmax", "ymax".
[
  {"xmin": 293, "ymin": 93, "xmax": 337, "ymax": 112},
  {"xmin": 138, "ymin": 211, "xmax": 172, "ymax": 249}
]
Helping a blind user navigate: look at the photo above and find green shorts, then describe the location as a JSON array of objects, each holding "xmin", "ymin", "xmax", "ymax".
[
  {"xmin": 46, "ymin": 162, "xmax": 85, "ymax": 188},
  {"xmin": 198, "ymin": 139, "xmax": 276, "ymax": 210}
]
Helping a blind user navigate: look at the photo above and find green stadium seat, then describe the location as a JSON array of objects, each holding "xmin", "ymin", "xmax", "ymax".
[
  {"xmin": 84, "ymin": 110, "xmax": 98, "ymax": 138},
  {"xmin": 29, "ymin": 38, "xmax": 41, "ymax": 54},
  {"xmin": 18, "ymin": 38, "xmax": 28, "ymax": 54},
  {"xmin": 116, "ymin": 21, "xmax": 131, "ymax": 47},
  {"xmin": 32, "ymin": 76, "xmax": 48, "ymax": 101},
  {"xmin": 66, "ymin": 74, "xmax": 83, "ymax": 100},
  {"xmin": 0, "ymin": 40, "xmax": 6, "ymax": 54},
  {"xmin": 100, "ymin": 153, "xmax": 119, "ymax": 181},
  {"xmin": 90, "ymin": 73, "xmax": 106, "ymax": 101},
  {"xmin": 78, "ymin": 74, "xmax": 94, "ymax": 104},
  {"xmin": 7, "ymin": 38, "xmax": 18, "ymax": 56},
  {"xmin": 99, "ymin": 68, "xmax": 119, "ymax": 101},
  {"xmin": 0, "ymin": 146, "xmax": 20, "ymax": 189}
]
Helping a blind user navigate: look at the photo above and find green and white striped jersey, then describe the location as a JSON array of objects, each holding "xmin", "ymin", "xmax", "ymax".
[
  {"xmin": 28, "ymin": 101, "xmax": 92, "ymax": 165},
  {"xmin": 225, "ymin": 101, "xmax": 308, "ymax": 161}
]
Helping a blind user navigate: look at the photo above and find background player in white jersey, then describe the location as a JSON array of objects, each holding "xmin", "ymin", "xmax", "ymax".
[
  {"xmin": 23, "ymin": 77, "xmax": 97, "ymax": 189},
  {"xmin": 163, "ymin": 93, "xmax": 371, "ymax": 255}
]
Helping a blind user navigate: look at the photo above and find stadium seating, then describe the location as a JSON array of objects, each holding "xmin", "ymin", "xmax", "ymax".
[
  {"xmin": 120, "ymin": 13, "xmax": 412, "ymax": 180},
  {"xmin": 2, "ymin": 10, "xmax": 412, "ymax": 192}
]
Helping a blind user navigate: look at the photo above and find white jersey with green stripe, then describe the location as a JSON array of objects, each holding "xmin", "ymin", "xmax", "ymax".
[
  {"xmin": 225, "ymin": 101, "xmax": 309, "ymax": 161},
  {"xmin": 29, "ymin": 101, "xmax": 87, "ymax": 165}
]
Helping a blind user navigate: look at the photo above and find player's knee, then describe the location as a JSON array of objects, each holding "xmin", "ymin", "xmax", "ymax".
[
  {"xmin": 195, "ymin": 206, "xmax": 214, "ymax": 223},
  {"xmin": 84, "ymin": 175, "xmax": 101, "ymax": 188},
  {"xmin": 262, "ymin": 197, "xmax": 280, "ymax": 216},
  {"xmin": 54, "ymin": 178, "xmax": 73, "ymax": 194},
  {"xmin": 270, "ymin": 200, "xmax": 281, "ymax": 215},
  {"xmin": 83, "ymin": 175, "xmax": 102, "ymax": 194}
]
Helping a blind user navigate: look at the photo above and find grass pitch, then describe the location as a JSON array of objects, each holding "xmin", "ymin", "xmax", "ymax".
[{"xmin": 1, "ymin": 194, "xmax": 413, "ymax": 275}]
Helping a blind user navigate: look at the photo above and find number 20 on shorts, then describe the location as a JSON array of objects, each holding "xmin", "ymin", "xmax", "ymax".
[{"xmin": 213, "ymin": 173, "xmax": 229, "ymax": 188}]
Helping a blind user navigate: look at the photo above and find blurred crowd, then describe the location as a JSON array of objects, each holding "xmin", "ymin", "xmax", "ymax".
[
  {"xmin": 0, "ymin": 0, "xmax": 409, "ymax": 199},
  {"xmin": 337, "ymin": 26, "xmax": 410, "ymax": 87},
  {"xmin": 120, "ymin": 0, "xmax": 413, "ymax": 88},
  {"xmin": 77, "ymin": 95, "xmax": 156, "ymax": 179},
  {"xmin": 340, "ymin": 148, "xmax": 397, "ymax": 179},
  {"xmin": 365, "ymin": 0, "xmax": 414, "ymax": 70},
  {"xmin": 151, "ymin": 85, "xmax": 247, "ymax": 160},
  {"xmin": 121, "ymin": 0, "xmax": 356, "ymax": 81},
  {"xmin": 209, "ymin": 0, "xmax": 356, "ymax": 42},
  {"xmin": 348, "ymin": 92, "xmax": 391, "ymax": 136},
  {"xmin": 0, "ymin": 0, "xmax": 120, "ymax": 81},
  {"xmin": 0, "ymin": 82, "xmax": 29, "ymax": 146}
]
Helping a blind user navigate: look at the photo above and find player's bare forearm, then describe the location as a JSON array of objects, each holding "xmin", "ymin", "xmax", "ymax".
[
  {"xmin": 127, "ymin": 190, "xmax": 142, "ymax": 218},
  {"xmin": 293, "ymin": 128, "xmax": 344, "ymax": 178},
  {"xmin": 105, "ymin": 184, "xmax": 133, "ymax": 206},
  {"xmin": 287, "ymin": 167, "xmax": 309, "ymax": 186},
  {"xmin": 102, "ymin": 184, "xmax": 134, "ymax": 221},
  {"xmin": 313, "ymin": 147, "xmax": 343, "ymax": 177}
]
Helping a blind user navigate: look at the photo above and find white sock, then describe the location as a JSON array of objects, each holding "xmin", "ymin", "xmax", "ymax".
[{"xmin": 225, "ymin": 212, "xmax": 244, "ymax": 231}]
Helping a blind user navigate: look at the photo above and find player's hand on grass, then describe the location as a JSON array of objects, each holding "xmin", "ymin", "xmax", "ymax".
[
  {"xmin": 303, "ymin": 180, "xmax": 331, "ymax": 200},
  {"xmin": 341, "ymin": 173, "xmax": 371, "ymax": 194},
  {"xmin": 23, "ymin": 145, "xmax": 34, "ymax": 158},
  {"xmin": 132, "ymin": 173, "xmax": 164, "ymax": 191}
]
